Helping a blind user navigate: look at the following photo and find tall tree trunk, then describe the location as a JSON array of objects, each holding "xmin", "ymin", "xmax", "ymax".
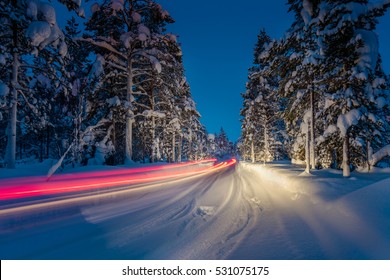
[
  {"xmin": 74, "ymin": 92, "xmax": 84, "ymax": 166},
  {"xmin": 151, "ymin": 115, "xmax": 156, "ymax": 163},
  {"xmin": 150, "ymin": 81, "xmax": 156, "ymax": 163},
  {"xmin": 305, "ymin": 125, "xmax": 311, "ymax": 174},
  {"xmin": 367, "ymin": 141, "xmax": 372, "ymax": 171},
  {"xmin": 39, "ymin": 133, "xmax": 43, "ymax": 162},
  {"xmin": 6, "ymin": 13, "xmax": 19, "ymax": 169},
  {"xmin": 46, "ymin": 126, "xmax": 50, "ymax": 159},
  {"xmin": 342, "ymin": 135, "xmax": 350, "ymax": 177},
  {"xmin": 171, "ymin": 131, "xmax": 176, "ymax": 163},
  {"xmin": 178, "ymin": 134, "xmax": 182, "ymax": 162},
  {"xmin": 161, "ymin": 119, "xmax": 166, "ymax": 160},
  {"xmin": 251, "ymin": 138, "xmax": 255, "ymax": 163},
  {"xmin": 310, "ymin": 91, "xmax": 316, "ymax": 169},
  {"xmin": 264, "ymin": 124, "xmax": 269, "ymax": 164},
  {"xmin": 195, "ymin": 139, "xmax": 200, "ymax": 161},
  {"xmin": 125, "ymin": 56, "xmax": 134, "ymax": 164},
  {"xmin": 188, "ymin": 138, "xmax": 193, "ymax": 161}
]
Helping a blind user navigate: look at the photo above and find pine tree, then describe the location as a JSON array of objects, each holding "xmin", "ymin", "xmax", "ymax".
[
  {"xmin": 240, "ymin": 0, "xmax": 390, "ymax": 174},
  {"xmin": 278, "ymin": 0, "xmax": 326, "ymax": 172},
  {"xmin": 317, "ymin": 0, "xmax": 390, "ymax": 176},
  {"xmin": 83, "ymin": 0, "xmax": 175, "ymax": 164},
  {"xmin": 241, "ymin": 29, "xmax": 287, "ymax": 163},
  {"xmin": 0, "ymin": 0, "xmax": 80, "ymax": 168},
  {"xmin": 214, "ymin": 128, "xmax": 234, "ymax": 159}
]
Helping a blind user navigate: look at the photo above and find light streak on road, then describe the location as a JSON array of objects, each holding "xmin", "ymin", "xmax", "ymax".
[
  {"xmin": 0, "ymin": 158, "xmax": 217, "ymax": 186},
  {"xmin": 0, "ymin": 158, "xmax": 236, "ymax": 202}
]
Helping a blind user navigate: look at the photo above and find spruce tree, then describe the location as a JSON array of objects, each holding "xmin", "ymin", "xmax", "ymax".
[
  {"xmin": 84, "ymin": 0, "xmax": 174, "ymax": 164},
  {"xmin": 0, "ymin": 0, "xmax": 81, "ymax": 168},
  {"xmin": 318, "ymin": 0, "xmax": 390, "ymax": 176}
]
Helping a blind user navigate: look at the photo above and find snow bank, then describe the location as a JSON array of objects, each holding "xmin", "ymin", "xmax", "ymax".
[
  {"xmin": 331, "ymin": 178, "xmax": 390, "ymax": 259},
  {"xmin": 237, "ymin": 162, "xmax": 390, "ymax": 258},
  {"xmin": 335, "ymin": 177, "xmax": 390, "ymax": 227},
  {"xmin": 238, "ymin": 162, "xmax": 322, "ymax": 200},
  {"xmin": 239, "ymin": 161, "xmax": 390, "ymax": 206}
]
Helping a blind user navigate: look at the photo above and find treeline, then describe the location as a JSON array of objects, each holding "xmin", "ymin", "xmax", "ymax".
[
  {"xmin": 240, "ymin": 0, "xmax": 390, "ymax": 176},
  {"xmin": 0, "ymin": 0, "xmax": 223, "ymax": 168}
]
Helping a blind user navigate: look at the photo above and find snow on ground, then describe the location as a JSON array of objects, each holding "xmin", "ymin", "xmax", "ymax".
[
  {"xmin": 231, "ymin": 162, "xmax": 390, "ymax": 259},
  {"xmin": 0, "ymin": 160, "xmax": 389, "ymax": 259}
]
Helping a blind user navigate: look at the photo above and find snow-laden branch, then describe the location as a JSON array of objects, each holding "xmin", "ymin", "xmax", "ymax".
[
  {"xmin": 46, "ymin": 119, "xmax": 110, "ymax": 179},
  {"xmin": 46, "ymin": 142, "xmax": 74, "ymax": 180},
  {"xmin": 78, "ymin": 38, "xmax": 127, "ymax": 60},
  {"xmin": 369, "ymin": 145, "xmax": 390, "ymax": 166}
]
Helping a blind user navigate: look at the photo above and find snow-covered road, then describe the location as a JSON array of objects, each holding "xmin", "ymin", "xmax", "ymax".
[{"xmin": 1, "ymin": 161, "xmax": 389, "ymax": 259}]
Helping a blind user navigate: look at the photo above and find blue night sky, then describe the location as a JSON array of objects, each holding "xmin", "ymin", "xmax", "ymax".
[
  {"xmin": 159, "ymin": 0, "xmax": 390, "ymax": 142},
  {"xmin": 58, "ymin": 0, "xmax": 390, "ymax": 142},
  {"xmin": 158, "ymin": 0, "xmax": 295, "ymax": 141}
]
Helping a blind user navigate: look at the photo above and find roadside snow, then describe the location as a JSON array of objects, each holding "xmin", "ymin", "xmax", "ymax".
[{"xmin": 230, "ymin": 162, "xmax": 390, "ymax": 259}]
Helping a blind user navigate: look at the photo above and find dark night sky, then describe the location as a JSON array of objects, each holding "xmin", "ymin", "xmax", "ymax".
[
  {"xmin": 57, "ymin": 0, "xmax": 390, "ymax": 142},
  {"xmin": 158, "ymin": 0, "xmax": 295, "ymax": 141},
  {"xmin": 158, "ymin": 0, "xmax": 390, "ymax": 142}
]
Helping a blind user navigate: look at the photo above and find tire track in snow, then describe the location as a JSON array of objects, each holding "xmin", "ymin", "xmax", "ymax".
[
  {"xmin": 79, "ymin": 168, "xmax": 224, "ymax": 258},
  {"xmin": 230, "ymin": 162, "xmax": 371, "ymax": 259},
  {"xmin": 229, "ymin": 163, "xmax": 320, "ymax": 259},
  {"xmin": 148, "ymin": 166, "xmax": 261, "ymax": 259}
]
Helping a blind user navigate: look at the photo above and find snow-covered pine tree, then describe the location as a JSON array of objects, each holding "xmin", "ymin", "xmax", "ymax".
[
  {"xmin": 241, "ymin": 29, "xmax": 286, "ymax": 163},
  {"xmin": 206, "ymin": 133, "xmax": 217, "ymax": 159},
  {"xmin": 367, "ymin": 55, "xmax": 390, "ymax": 168},
  {"xmin": 62, "ymin": 16, "xmax": 92, "ymax": 166},
  {"xmin": 178, "ymin": 81, "xmax": 202, "ymax": 161},
  {"xmin": 0, "ymin": 0, "xmax": 81, "ymax": 168},
  {"xmin": 134, "ymin": 33, "xmax": 184, "ymax": 163},
  {"xmin": 214, "ymin": 127, "xmax": 234, "ymax": 159},
  {"xmin": 241, "ymin": 30, "xmax": 270, "ymax": 163},
  {"xmin": 317, "ymin": 0, "xmax": 390, "ymax": 176},
  {"xmin": 83, "ymin": 0, "xmax": 174, "ymax": 164},
  {"xmin": 278, "ymin": 0, "xmax": 327, "ymax": 172}
]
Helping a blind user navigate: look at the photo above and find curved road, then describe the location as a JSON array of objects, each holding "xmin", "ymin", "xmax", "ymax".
[{"xmin": 1, "ymin": 161, "xmax": 389, "ymax": 259}]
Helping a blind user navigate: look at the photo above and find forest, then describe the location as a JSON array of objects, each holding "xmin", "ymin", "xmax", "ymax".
[
  {"xmin": 240, "ymin": 0, "xmax": 390, "ymax": 176},
  {"xmin": 2, "ymin": 0, "xmax": 390, "ymax": 177},
  {"xmin": 0, "ymin": 0, "xmax": 234, "ymax": 170}
]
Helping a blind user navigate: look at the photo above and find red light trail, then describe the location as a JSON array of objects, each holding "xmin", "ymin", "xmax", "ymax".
[{"xmin": 0, "ymin": 158, "xmax": 236, "ymax": 201}]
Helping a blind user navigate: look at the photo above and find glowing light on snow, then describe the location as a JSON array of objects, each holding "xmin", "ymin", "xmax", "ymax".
[{"xmin": 0, "ymin": 158, "xmax": 236, "ymax": 201}]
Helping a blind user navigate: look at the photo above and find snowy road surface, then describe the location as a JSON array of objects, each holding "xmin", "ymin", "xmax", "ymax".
[{"xmin": 1, "ymin": 161, "xmax": 390, "ymax": 259}]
